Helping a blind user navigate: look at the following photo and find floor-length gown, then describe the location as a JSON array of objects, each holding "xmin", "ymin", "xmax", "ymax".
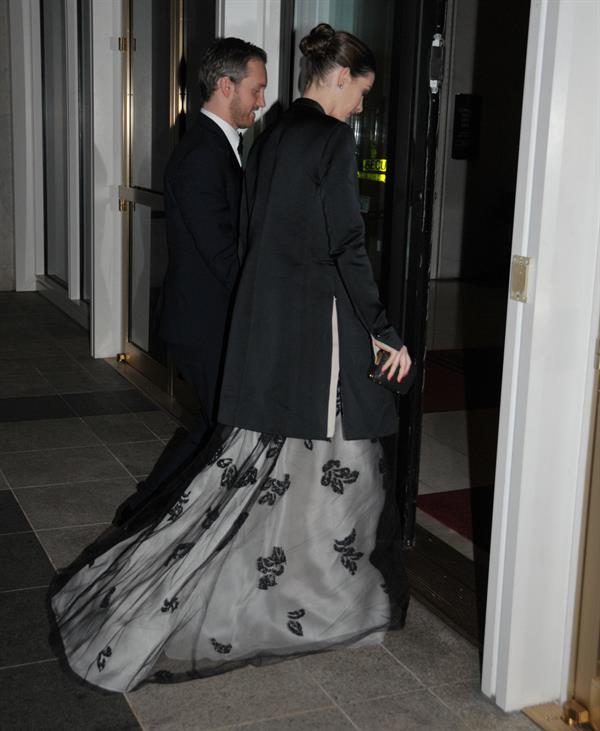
[
  {"xmin": 50, "ymin": 401, "xmax": 395, "ymax": 693},
  {"xmin": 50, "ymin": 305, "xmax": 406, "ymax": 693}
]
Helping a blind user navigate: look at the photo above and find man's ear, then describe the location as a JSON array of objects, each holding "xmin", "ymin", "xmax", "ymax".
[{"xmin": 216, "ymin": 75, "xmax": 233, "ymax": 98}]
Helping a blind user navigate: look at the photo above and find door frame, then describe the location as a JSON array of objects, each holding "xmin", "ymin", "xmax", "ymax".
[{"xmin": 482, "ymin": 0, "xmax": 600, "ymax": 710}]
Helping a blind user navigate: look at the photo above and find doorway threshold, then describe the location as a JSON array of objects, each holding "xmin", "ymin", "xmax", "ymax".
[
  {"xmin": 406, "ymin": 524, "xmax": 488, "ymax": 647},
  {"xmin": 522, "ymin": 703, "xmax": 577, "ymax": 731}
]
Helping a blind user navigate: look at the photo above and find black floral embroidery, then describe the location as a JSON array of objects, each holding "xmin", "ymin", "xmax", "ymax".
[
  {"xmin": 321, "ymin": 460, "xmax": 359, "ymax": 494},
  {"xmin": 239, "ymin": 467, "xmax": 258, "ymax": 486},
  {"xmin": 257, "ymin": 547, "xmax": 287, "ymax": 589},
  {"xmin": 287, "ymin": 608, "xmax": 305, "ymax": 636},
  {"xmin": 96, "ymin": 646, "xmax": 112, "ymax": 671},
  {"xmin": 167, "ymin": 490, "xmax": 190, "ymax": 523},
  {"xmin": 210, "ymin": 638, "xmax": 232, "ymax": 654},
  {"xmin": 217, "ymin": 458, "xmax": 238, "ymax": 488},
  {"xmin": 304, "ymin": 439, "xmax": 313, "ymax": 450},
  {"xmin": 334, "ymin": 528, "xmax": 363, "ymax": 575},
  {"xmin": 100, "ymin": 586, "xmax": 115, "ymax": 609},
  {"xmin": 164, "ymin": 542, "xmax": 194, "ymax": 566},
  {"xmin": 336, "ymin": 385, "xmax": 343, "ymax": 415},
  {"xmin": 201, "ymin": 505, "xmax": 220, "ymax": 529},
  {"xmin": 258, "ymin": 474, "xmax": 291, "ymax": 506},
  {"xmin": 266, "ymin": 435, "xmax": 285, "ymax": 458},
  {"xmin": 214, "ymin": 510, "xmax": 249, "ymax": 552},
  {"xmin": 161, "ymin": 596, "xmax": 179, "ymax": 613}
]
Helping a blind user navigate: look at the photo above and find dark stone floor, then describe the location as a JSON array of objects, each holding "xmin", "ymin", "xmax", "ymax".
[{"xmin": 0, "ymin": 292, "xmax": 538, "ymax": 730}]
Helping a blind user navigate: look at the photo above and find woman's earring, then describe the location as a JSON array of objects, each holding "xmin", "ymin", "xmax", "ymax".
[{"xmin": 338, "ymin": 83, "xmax": 344, "ymax": 89}]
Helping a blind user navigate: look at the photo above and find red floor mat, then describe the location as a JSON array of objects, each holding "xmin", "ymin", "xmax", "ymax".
[{"xmin": 417, "ymin": 485, "xmax": 494, "ymax": 550}]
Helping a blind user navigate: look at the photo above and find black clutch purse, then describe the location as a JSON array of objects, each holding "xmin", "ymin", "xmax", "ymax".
[{"xmin": 368, "ymin": 349, "xmax": 416, "ymax": 395}]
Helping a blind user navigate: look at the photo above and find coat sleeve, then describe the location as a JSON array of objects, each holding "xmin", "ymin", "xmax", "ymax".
[
  {"xmin": 320, "ymin": 124, "xmax": 403, "ymax": 350},
  {"xmin": 167, "ymin": 146, "xmax": 240, "ymax": 290}
]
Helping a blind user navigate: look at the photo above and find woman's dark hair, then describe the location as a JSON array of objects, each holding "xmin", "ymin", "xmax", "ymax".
[
  {"xmin": 298, "ymin": 23, "xmax": 376, "ymax": 93},
  {"xmin": 198, "ymin": 37, "xmax": 267, "ymax": 103}
]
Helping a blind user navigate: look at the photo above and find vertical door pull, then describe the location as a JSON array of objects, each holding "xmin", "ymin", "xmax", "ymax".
[{"xmin": 430, "ymin": 33, "xmax": 445, "ymax": 93}]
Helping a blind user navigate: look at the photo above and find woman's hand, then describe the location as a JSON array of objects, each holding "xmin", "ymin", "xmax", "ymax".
[{"xmin": 373, "ymin": 339, "xmax": 412, "ymax": 383}]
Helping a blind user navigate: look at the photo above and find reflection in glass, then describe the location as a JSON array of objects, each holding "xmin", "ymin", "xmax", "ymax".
[
  {"xmin": 129, "ymin": 205, "xmax": 169, "ymax": 365},
  {"xmin": 292, "ymin": 0, "xmax": 396, "ymax": 282},
  {"xmin": 131, "ymin": 0, "xmax": 171, "ymax": 192},
  {"xmin": 41, "ymin": 0, "xmax": 69, "ymax": 285},
  {"xmin": 78, "ymin": 0, "xmax": 93, "ymax": 302}
]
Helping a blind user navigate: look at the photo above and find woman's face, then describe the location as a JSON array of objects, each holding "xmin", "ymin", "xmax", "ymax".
[{"xmin": 331, "ymin": 70, "xmax": 375, "ymax": 122}]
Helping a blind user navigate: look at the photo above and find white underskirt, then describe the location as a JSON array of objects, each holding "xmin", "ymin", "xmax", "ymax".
[{"xmin": 327, "ymin": 298, "xmax": 340, "ymax": 439}]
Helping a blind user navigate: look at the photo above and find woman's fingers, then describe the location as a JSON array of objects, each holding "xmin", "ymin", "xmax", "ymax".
[
  {"xmin": 386, "ymin": 352, "xmax": 402, "ymax": 380},
  {"xmin": 372, "ymin": 340, "xmax": 413, "ymax": 383},
  {"xmin": 397, "ymin": 350, "xmax": 412, "ymax": 382}
]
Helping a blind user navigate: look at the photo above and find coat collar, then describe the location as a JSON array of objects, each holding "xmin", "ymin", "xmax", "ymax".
[
  {"xmin": 292, "ymin": 97, "xmax": 326, "ymax": 115},
  {"xmin": 201, "ymin": 108, "xmax": 242, "ymax": 166},
  {"xmin": 195, "ymin": 111, "xmax": 242, "ymax": 169}
]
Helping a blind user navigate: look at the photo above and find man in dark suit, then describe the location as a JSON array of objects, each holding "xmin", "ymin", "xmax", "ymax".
[{"xmin": 129, "ymin": 38, "xmax": 267, "ymax": 507}]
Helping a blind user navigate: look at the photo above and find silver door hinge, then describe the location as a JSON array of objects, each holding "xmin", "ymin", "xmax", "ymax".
[{"xmin": 510, "ymin": 255, "xmax": 531, "ymax": 303}]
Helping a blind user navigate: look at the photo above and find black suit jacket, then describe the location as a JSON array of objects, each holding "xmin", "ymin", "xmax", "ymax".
[
  {"xmin": 159, "ymin": 113, "xmax": 242, "ymax": 350},
  {"xmin": 219, "ymin": 98, "xmax": 403, "ymax": 440}
]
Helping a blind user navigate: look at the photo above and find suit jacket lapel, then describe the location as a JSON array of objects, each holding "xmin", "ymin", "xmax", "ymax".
[{"xmin": 195, "ymin": 112, "xmax": 242, "ymax": 171}]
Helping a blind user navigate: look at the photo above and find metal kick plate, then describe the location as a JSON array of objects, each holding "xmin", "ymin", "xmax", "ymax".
[{"xmin": 510, "ymin": 255, "xmax": 530, "ymax": 303}]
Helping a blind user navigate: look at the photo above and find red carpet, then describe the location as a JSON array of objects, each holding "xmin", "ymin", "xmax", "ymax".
[{"xmin": 417, "ymin": 485, "xmax": 494, "ymax": 550}]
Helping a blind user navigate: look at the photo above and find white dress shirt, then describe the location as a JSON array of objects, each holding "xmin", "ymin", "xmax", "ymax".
[{"xmin": 201, "ymin": 108, "xmax": 242, "ymax": 166}]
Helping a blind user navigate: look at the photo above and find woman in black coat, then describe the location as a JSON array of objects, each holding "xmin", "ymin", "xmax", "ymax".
[
  {"xmin": 219, "ymin": 41, "xmax": 410, "ymax": 438},
  {"xmin": 50, "ymin": 24, "xmax": 412, "ymax": 693}
]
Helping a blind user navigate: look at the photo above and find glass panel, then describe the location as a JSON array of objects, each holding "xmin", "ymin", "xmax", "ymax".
[
  {"xmin": 78, "ymin": 0, "xmax": 93, "ymax": 302},
  {"xmin": 129, "ymin": 204, "xmax": 169, "ymax": 364},
  {"xmin": 292, "ymin": 0, "xmax": 396, "ymax": 282},
  {"xmin": 131, "ymin": 0, "xmax": 171, "ymax": 192},
  {"xmin": 41, "ymin": 0, "xmax": 69, "ymax": 285}
]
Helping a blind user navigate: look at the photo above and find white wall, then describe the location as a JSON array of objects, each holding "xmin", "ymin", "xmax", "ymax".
[
  {"xmin": 0, "ymin": 0, "xmax": 15, "ymax": 290},
  {"xmin": 219, "ymin": 0, "xmax": 282, "ymax": 149},
  {"xmin": 482, "ymin": 0, "xmax": 600, "ymax": 711},
  {"xmin": 90, "ymin": 1, "xmax": 123, "ymax": 357}
]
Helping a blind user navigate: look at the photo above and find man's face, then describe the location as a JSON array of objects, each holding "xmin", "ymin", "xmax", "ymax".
[{"xmin": 230, "ymin": 59, "xmax": 267, "ymax": 129}]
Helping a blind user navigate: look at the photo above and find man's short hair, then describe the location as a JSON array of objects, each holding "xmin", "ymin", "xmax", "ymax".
[{"xmin": 198, "ymin": 37, "xmax": 267, "ymax": 103}]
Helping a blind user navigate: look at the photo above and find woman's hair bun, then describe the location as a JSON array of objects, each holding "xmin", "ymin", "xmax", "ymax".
[{"xmin": 299, "ymin": 23, "xmax": 336, "ymax": 58}]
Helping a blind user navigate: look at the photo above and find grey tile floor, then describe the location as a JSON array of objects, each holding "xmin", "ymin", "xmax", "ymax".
[{"xmin": 0, "ymin": 293, "xmax": 539, "ymax": 730}]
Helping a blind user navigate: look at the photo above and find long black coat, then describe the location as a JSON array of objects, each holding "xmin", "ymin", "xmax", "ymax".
[
  {"xmin": 218, "ymin": 99, "xmax": 403, "ymax": 440},
  {"xmin": 159, "ymin": 113, "xmax": 242, "ymax": 350}
]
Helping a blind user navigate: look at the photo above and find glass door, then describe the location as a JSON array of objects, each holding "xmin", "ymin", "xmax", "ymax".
[
  {"xmin": 292, "ymin": 0, "xmax": 447, "ymax": 546},
  {"xmin": 41, "ymin": 0, "xmax": 69, "ymax": 287},
  {"xmin": 120, "ymin": 0, "xmax": 215, "ymax": 400},
  {"xmin": 120, "ymin": 0, "xmax": 175, "ymax": 390},
  {"xmin": 39, "ymin": 0, "xmax": 93, "ymax": 326}
]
